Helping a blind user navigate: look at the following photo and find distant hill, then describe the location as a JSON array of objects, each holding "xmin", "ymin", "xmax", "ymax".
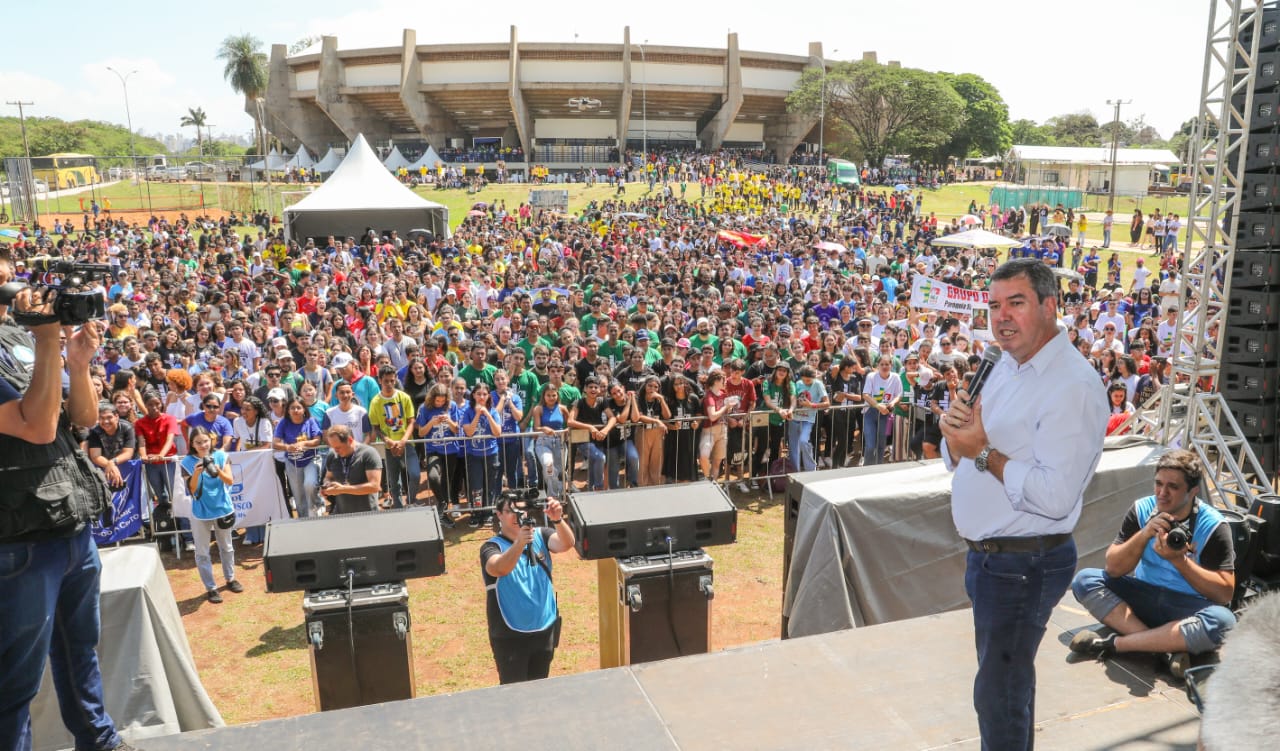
[{"xmin": 0, "ymin": 116, "xmax": 170, "ymax": 160}]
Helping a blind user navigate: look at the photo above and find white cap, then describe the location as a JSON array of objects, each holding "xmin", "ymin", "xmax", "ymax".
[{"xmin": 330, "ymin": 352, "xmax": 354, "ymax": 369}]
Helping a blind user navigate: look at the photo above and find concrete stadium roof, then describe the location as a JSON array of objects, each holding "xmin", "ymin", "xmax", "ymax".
[{"xmin": 263, "ymin": 26, "xmax": 861, "ymax": 163}]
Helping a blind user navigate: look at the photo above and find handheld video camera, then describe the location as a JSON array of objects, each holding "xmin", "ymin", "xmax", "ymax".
[
  {"xmin": 500, "ymin": 487, "xmax": 543, "ymax": 527},
  {"xmin": 0, "ymin": 256, "xmax": 112, "ymax": 327}
]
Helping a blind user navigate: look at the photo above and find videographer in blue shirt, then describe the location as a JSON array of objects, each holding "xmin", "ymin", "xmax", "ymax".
[{"xmin": 1068, "ymin": 449, "xmax": 1236, "ymax": 671}]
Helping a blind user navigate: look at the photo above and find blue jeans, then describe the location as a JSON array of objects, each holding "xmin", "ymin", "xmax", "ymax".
[
  {"xmin": 787, "ymin": 419, "xmax": 816, "ymax": 472},
  {"xmin": 965, "ymin": 538, "xmax": 1076, "ymax": 751},
  {"xmin": 0, "ymin": 527, "xmax": 122, "ymax": 751},
  {"xmin": 284, "ymin": 459, "xmax": 322, "ymax": 517},
  {"xmin": 499, "ymin": 439, "xmax": 525, "ymax": 490},
  {"xmin": 605, "ymin": 442, "xmax": 636, "ymax": 489},
  {"xmin": 521, "ymin": 435, "xmax": 541, "ymax": 489},
  {"xmin": 583, "ymin": 443, "xmax": 606, "ymax": 491},
  {"xmin": 1071, "ymin": 568, "xmax": 1235, "ymax": 654},
  {"xmin": 383, "ymin": 446, "xmax": 420, "ymax": 508},
  {"xmin": 1102, "ymin": 227, "xmax": 1112, "ymax": 247},
  {"xmin": 465, "ymin": 452, "xmax": 502, "ymax": 506},
  {"xmin": 862, "ymin": 409, "xmax": 891, "ymax": 465},
  {"xmin": 533, "ymin": 435, "xmax": 564, "ymax": 499}
]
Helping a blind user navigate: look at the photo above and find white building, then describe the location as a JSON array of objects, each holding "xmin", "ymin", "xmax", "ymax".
[{"xmin": 1005, "ymin": 145, "xmax": 1179, "ymax": 197}]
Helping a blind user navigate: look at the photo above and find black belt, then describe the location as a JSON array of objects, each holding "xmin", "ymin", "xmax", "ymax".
[{"xmin": 965, "ymin": 533, "xmax": 1072, "ymax": 554}]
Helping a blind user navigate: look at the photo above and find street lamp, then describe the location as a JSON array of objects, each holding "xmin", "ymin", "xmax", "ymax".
[
  {"xmin": 106, "ymin": 67, "xmax": 138, "ymax": 177},
  {"xmin": 255, "ymin": 97, "xmax": 272, "ymax": 216},
  {"xmin": 819, "ymin": 49, "xmax": 837, "ymax": 165},
  {"xmin": 1105, "ymin": 98, "xmax": 1132, "ymax": 212},
  {"xmin": 637, "ymin": 41, "xmax": 648, "ymax": 168}
]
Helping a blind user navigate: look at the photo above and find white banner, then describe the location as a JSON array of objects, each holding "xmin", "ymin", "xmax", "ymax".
[
  {"xmin": 910, "ymin": 276, "xmax": 994, "ymax": 341},
  {"xmin": 174, "ymin": 450, "xmax": 288, "ymax": 527}
]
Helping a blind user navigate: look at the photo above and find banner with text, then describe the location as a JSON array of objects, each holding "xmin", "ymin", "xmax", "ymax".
[
  {"xmin": 91, "ymin": 460, "xmax": 144, "ymax": 546},
  {"xmin": 910, "ymin": 275, "xmax": 993, "ymax": 341},
  {"xmin": 174, "ymin": 450, "xmax": 287, "ymax": 527}
]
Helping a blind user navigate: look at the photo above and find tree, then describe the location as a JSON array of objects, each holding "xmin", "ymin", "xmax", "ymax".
[
  {"xmin": 787, "ymin": 60, "xmax": 965, "ymax": 168},
  {"xmin": 938, "ymin": 73, "xmax": 1012, "ymax": 159},
  {"xmin": 1009, "ymin": 118, "xmax": 1053, "ymax": 146},
  {"xmin": 217, "ymin": 34, "xmax": 269, "ymax": 155},
  {"xmin": 180, "ymin": 107, "xmax": 209, "ymax": 155},
  {"xmin": 29, "ymin": 120, "xmax": 88, "ymax": 155},
  {"xmin": 1046, "ymin": 112, "xmax": 1102, "ymax": 146}
]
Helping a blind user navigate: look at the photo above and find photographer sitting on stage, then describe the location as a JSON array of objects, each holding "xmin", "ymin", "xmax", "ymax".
[
  {"xmin": 481, "ymin": 493, "xmax": 575, "ymax": 684},
  {"xmin": 1069, "ymin": 449, "xmax": 1236, "ymax": 673},
  {"xmin": 0, "ymin": 262, "xmax": 133, "ymax": 749}
]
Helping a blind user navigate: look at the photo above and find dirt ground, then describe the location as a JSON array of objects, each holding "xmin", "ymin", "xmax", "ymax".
[{"xmin": 164, "ymin": 486, "xmax": 785, "ymax": 724}]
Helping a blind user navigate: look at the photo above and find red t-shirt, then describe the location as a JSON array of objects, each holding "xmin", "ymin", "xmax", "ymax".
[{"xmin": 134, "ymin": 413, "xmax": 180, "ymax": 457}]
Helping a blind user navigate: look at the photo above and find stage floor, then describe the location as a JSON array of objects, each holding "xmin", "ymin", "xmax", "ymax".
[{"xmin": 141, "ymin": 596, "xmax": 1200, "ymax": 750}]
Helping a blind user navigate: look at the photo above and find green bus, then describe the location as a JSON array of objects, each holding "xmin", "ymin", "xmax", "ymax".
[{"xmin": 827, "ymin": 158, "xmax": 860, "ymax": 186}]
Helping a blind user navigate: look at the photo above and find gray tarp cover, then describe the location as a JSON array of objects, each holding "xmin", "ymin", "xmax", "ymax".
[
  {"xmin": 783, "ymin": 437, "xmax": 1163, "ymax": 637},
  {"xmin": 32, "ymin": 546, "xmax": 223, "ymax": 750}
]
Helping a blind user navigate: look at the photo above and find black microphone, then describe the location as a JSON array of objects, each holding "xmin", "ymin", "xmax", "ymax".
[{"xmin": 963, "ymin": 344, "xmax": 1003, "ymax": 406}]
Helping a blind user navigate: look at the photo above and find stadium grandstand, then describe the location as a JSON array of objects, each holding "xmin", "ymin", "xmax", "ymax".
[{"xmin": 262, "ymin": 26, "xmax": 893, "ymax": 170}]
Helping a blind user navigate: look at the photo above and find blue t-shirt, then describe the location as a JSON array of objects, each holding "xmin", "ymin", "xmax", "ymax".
[
  {"xmin": 273, "ymin": 417, "xmax": 321, "ymax": 467},
  {"xmin": 184, "ymin": 413, "xmax": 235, "ymax": 445},
  {"xmin": 492, "ymin": 390, "xmax": 524, "ymax": 441},
  {"xmin": 351, "ymin": 375, "xmax": 380, "ymax": 410},
  {"xmin": 416, "ymin": 403, "xmax": 462, "ymax": 456},
  {"xmin": 459, "ymin": 403, "xmax": 499, "ymax": 456},
  {"xmin": 179, "ymin": 450, "xmax": 234, "ymax": 520}
]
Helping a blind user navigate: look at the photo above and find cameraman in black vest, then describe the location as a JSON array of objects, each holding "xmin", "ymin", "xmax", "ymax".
[{"xmin": 0, "ymin": 249, "xmax": 133, "ymax": 751}]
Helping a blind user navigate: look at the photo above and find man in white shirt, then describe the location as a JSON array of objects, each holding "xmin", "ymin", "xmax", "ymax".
[
  {"xmin": 1093, "ymin": 299, "xmax": 1127, "ymax": 336},
  {"xmin": 1131, "ymin": 258, "xmax": 1152, "ymax": 292},
  {"xmin": 320, "ymin": 382, "xmax": 373, "ymax": 444},
  {"xmin": 382, "ymin": 317, "xmax": 417, "ymax": 372},
  {"xmin": 1090, "ymin": 325, "xmax": 1126, "ymax": 356}
]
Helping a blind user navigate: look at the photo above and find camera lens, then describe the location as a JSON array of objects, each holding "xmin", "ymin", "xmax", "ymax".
[{"xmin": 1166, "ymin": 526, "xmax": 1191, "ymax": 551}]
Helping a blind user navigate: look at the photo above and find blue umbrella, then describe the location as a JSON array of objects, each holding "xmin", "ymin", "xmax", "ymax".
[
  {"xmin": 0, "ymin": 229, "xmax": 22, "ymax": 240},
  {"xmin": 894, "ymin": 183, "xmax": 910, "ymax": 192}
]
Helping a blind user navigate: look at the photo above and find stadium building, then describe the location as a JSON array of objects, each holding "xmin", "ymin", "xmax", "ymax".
[{"xmin": 263, "ymin": 26, "xmax": 878, "ymax": 168}]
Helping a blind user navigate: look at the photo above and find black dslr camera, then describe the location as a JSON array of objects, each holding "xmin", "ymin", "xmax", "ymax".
[
  {"xmin": 0, "ymin": 256, "xmax": 111, "ymax": 327},
  {"xmin": 500, "ymin": 487, "xmax": 543, "ymax": 527},
  {"xmin": 1166, "ymin": 520, "xmax": 1194, "ymax": 551}
]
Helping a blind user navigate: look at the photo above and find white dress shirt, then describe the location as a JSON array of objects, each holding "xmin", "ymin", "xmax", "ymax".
[{"xmin": 943, "ymin": 331, "xmax": 1108, "ymax": 540}]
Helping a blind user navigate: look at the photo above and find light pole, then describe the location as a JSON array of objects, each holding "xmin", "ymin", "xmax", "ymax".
[
  {"xmin": 255, "ymin": 97, "xmax": 272, "ymax": 217},
  {"xmin": 819, "ymin": 49, "xmax": 837, "ymax": 165},
  {"xmin": 637, "ymin": 41, "xmax": 648, "ymax": 169},
  {"xmin": 6, "ymin": 100, "xmax": 35, "ymax": 220},
  {"xmin": 1106, "ymin": 98, "xmax": 1132, "ymax": 212},
  {"xmin": 106, "ymin": 67, "xmax": 138, "ymax": 180}
]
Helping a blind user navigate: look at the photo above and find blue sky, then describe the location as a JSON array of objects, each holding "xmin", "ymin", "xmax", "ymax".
[{"xmin": 2, "ymin": 0, "xmax": 1210, "ymax": 146}]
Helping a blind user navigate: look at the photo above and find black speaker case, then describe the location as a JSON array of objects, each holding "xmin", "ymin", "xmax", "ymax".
[
  {"xmin": 568, "ymin": 480, "xmax": 736, "ymax": 560},
  {"xmin": 303, "ymin": 582, "xmax": 415, "ymax": 711},
  {"xmin": 1231, "ymin": 251, "xmax": 1280, "ymax": 289},
  {"xmin": 265, "ymin": 507, "xmax": 445, "ymax": 592},
  {"xmin": 1223, "ymin": 325, "xmax": 1280, "ymax": 364},
  {"xmin": 597, "ymin": 550, "xmax": 713, "ymax": 668}
]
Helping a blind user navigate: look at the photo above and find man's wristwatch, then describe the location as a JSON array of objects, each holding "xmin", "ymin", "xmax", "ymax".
[{"xmin": 974, "ymin": 445, "xmax": 994, "ymax": 473}]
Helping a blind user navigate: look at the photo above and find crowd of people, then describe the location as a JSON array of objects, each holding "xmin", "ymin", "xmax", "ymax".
[{"xmin": 1, "ymin": 149, "xmax": 1191, "ymax": 539}]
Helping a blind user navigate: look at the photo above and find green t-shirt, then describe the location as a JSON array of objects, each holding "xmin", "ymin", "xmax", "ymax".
[
  {"xmin": 598, "ymin": 339, "xmax": 628, "ymax": 369},
  {"xmin": 687, "ymin": 333, "xmax": 719, "ymax": 352},
  {"xmin": 510, "ymin": 369, "xmax": 542, "ymax": 427},
  {"xmin": 458, "ymin": 362, "xmax": 497, "ymax": 390},
  {"xmin": 557, "ymin": 383, "xmax": 582, "ymax": 406},
  {"xmin": 762, "ymin": 379, "xmax": 796, "ymax": 426}
]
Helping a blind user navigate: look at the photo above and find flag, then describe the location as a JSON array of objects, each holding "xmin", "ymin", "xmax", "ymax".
[
  {"xmin": 91, "ymin": 460, "xmax": 144, "ymax": 546},
  {"xmin": 717, "ymin": 229, "xmax": 769, "ymax": 247}
]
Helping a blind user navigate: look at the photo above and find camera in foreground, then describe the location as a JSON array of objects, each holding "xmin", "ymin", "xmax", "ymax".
[{"xmin": 500, "ymin": 488, "xmax": 543, "ymax": 527}]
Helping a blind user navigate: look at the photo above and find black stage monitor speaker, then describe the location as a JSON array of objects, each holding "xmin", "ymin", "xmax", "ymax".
[
  {"xmin": 304, "ymin": 582, "xmax": 414, "ymax": 711},
  {"xmin": 1231, "ymin": 250, "xmax": 1280, "ymax": 289},
  {"xmin": 1257, "ymin": 49, "xmax": 1280, "ymax": 91},
  {"xmin": 264, "ymin": 507, "xmax": 445, "ymax": 592},
  {"xmin": 1237, "ymin": 90, "xmax": 1280, "ymax": 132},
  {"xmin": 597, "ymin": 550, "xmax": 714, "ymax": 668},
  {"xmin": 567, "ymin": 480, "xmax": 736, "ymax": 560},
  {"xmin": 1227, "ymin": 287, "xmax": 1280, "ymax": 326},
  {"xmin": 1242, "ymin": 7, "xmax": 1280, "ymax": 54}
]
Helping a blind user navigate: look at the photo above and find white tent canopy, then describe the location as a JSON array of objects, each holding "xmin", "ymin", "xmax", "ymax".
[
  {"xmin": 249, "ymin": 148, "xmax": 288, "ymax": 171},
  {"xmin": 286, "ymin": 146, "xmax": 314, "ymax": 170},
  {"xmin": 930, "ymin": 229, "xmax": 1024, "ymax": 249},
  {"xmin": 407, "ymin": 146, "xmax": 443, "ymax": 171},
  {"xmin": 313, "ymin": 147, "xmax": 343, "ymax": 173},
  {"xmin": 383, "ymin": 146, "xmax": 411, "ymax": 171},
  {"xmin": 283, "ymin": 134, "xmax": 449, "ymax": 242}
]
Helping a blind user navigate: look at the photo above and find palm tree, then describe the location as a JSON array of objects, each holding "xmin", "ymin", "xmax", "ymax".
[
  {"xmin": 216, "ymin": 33, "xmax": 268, "ymax": 155},
  {"xmin": 180, "ymin": 107, "xmax": 208, "ymax": 155}
]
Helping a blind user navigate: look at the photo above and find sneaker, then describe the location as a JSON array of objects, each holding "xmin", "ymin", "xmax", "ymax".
[
  {"xmin": 226, "ymin": 579, "xmax": 244, "ymax": 594},
  {"xmin": 439, "ymin": 511, "xmax": 455, "ymax": 529},
  {"xmin": 183, "ymin": 541, "xmax": 196, "ymax": 553},
  {"xmin": 207, "ymin": 589, "xmax": 223, "ymax": 604},
  {"xmin": 1069, "ymin": 627, "xmax": 1116, "ymax": 657},
  {"xmin": 1167, "ymin": 651, "xmax": 1192, "ymax": 680},
  {"xmin": 468, "ymin": 514, "xmax": 483, "ymax": 528},
  {"xmin": 736, "ymin": 482, "xmax": 751, "ymax": 494}
]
